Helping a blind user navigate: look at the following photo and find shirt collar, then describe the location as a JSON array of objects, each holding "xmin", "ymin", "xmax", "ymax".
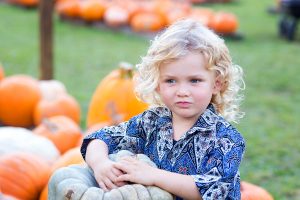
[{"xmin": 152, "ymin": 104, "xmax": 219, "ymax": 132}]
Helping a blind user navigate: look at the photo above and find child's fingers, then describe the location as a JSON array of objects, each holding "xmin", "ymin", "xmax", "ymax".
[
  {"xmin": 114, "ymin": 162, "xmax": 130, "ymax": 173},
  {"xmin": 112, "ymin": 167, "xmax": 124, "ymax": 177},
  {"xmin": 98, "ymin": 181, "xmax": 108, "ymax": 192},
  {"xmin": 103, "ymin": 177, "xmax": 118, "ymax": 191},
  {"xmin": 116, "ymin": 173, "xmax": 131, "ymax": 183}
]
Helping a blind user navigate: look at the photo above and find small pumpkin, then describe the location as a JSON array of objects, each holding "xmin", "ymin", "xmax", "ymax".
[
  {"xmin": 130, "ymin": 12, "xmax": 166, "ymax": 32},
  {"xmin": 87, "ymin": 62, "xmax": 148, "ymax": 128},
  {"xmin": 55, "ymin": 0, "xmax": 81, "ymax": 18},
  {"xmin": 0, "ymin": 153, "xmax": 51, "ymax": 200},
  {"xmin": 38, "ymin": 79, "xmax": 67, "ymax": 101},
  {"xmin": 79, "ymin": 0, "xmax": 106, "ymax": 22},
  {"xmin": 103, "ymin": 6, "xmax": 129, "ymax": 27},
  {"xmin": 16, "ymin": 0, "xmax": 38, "ymax": 7},
  {"xmin": 241, "ymin": 181, "xmax": 274, "ymax": 200},
  {"xmin": 48, "ymin": 150, "xmax": 173, "ymax": 200},
  {"xmin": 210, "ymin": 12, "xmax": 238, "ymax": 34},
  {"xmin": 33, "ymin": 93, "xmax": 81, "ymax": 126},
  {"xmin": 0, "ymin": 127, "xmax": 60, "ymax": 164},
  {"xmin": 33, "ymin": 115, "xmax": 82, "ymax": 154},
  {"xmin": 0, "ymin": 75, "xmax": 41, "ymax": 127}
]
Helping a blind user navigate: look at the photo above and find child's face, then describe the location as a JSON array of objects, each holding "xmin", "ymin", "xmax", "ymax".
[{"xmin": 156, "ymin": 51, "xmax": 220, "ymax": 122}]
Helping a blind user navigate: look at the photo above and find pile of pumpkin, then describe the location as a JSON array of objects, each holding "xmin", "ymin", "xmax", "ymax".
[
  {"xmin": 0, "ymin": 64, "xmax": 273, "ymax": 200},
  {"xmin": 5, "ymin": 0, "xmax": 240, "ymax": 35},
  {"xmin": 55, "ymin": 0, "xmax": 239, "ymax": 35},
  {"xmin": 0, "ymin": 62, "xmax": 148, "ymax": 199}
]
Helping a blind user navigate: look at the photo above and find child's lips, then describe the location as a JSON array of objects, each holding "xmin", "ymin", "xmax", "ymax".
[{"xmin": 176, "ymin": 101, "xmax": 191, "ymax": 108}]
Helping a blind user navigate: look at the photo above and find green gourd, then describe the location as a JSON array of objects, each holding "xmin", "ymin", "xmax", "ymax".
[{"xmin": 48, "ymin": 150, "xmax": 174, "ymax": 200}]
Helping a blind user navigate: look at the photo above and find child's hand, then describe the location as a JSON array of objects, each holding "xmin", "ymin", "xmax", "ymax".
[
  {"xmin": 114, "ymin": 156, "xmax": 158, "ymax": 186},
  {"xmin": 92, "ymin": 159, "xmax": 127, "ymax": 191}
]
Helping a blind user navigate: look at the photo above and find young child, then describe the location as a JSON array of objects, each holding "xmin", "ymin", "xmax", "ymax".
[{"xmin": 81, "ymin": 19, "xmax": 245, "ymax": 200}]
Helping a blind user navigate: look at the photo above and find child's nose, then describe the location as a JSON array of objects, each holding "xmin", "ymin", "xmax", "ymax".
[{"xmin": 176, "ymin": 84, "xmax": 190, "ymax": 96}]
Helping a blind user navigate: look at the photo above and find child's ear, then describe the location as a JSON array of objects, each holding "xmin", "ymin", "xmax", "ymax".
[
  {"xmin": 155, "ymin": 85, "xmax": 160, "ymax": 93},
  {"xmin": 213, "ymin": 76, "xmax": 222, "ymax": 94}
]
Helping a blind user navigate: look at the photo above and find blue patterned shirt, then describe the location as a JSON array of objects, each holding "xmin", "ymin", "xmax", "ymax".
[{"xmin": 81, "ymin": 104, "xmax": 245, "ymax": 199}]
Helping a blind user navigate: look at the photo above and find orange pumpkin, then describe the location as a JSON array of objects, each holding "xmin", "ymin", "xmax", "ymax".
[
  {"xmin": 241, "ymin": 181, "xmax": 274, "ymax": 200},
  {"xmin": 210, "ymin": 12, "xmax": 238, "ymax": 34},
  {"xmin": 0, "ymin": 153, "xmax": 50, "ymax": 200},
  {"xmin": 33, "ymin": 115, "xmax": 82, "ymax": 154},
  {"xmin": 33, "ymin": 93, "xmax": 81, "ymax": 126},
  {"xmin": 0, "ymin": 64, "xmax": 4, "ymax": 81},
  {"xmin": 87, "ymin": 62, "xmax": 148, "ymax": 128},
  {"xmin": 130, "ymin": 12, "xmax": 166, "ymax": 32},
  {"xmin": 150, "ymin": 0, "xmax": 190, "ymax": 26},
  {"xmin": 79, "ymin": 0, "xmax": 106, "ymax": 22},
  {"xmin": 17, "ymin": 0, "xmax": 38, "ymax": 7},
  {"xmin": 55, "ymin": 0, "xmax": 80, "ymax": 18},
  {"xmin": 0, "ymin": 75, "xmax": 41, "ymax": 127},
  {"xmin": 104, "ymin": 6, "xmax": 129, "ymax": 27}
]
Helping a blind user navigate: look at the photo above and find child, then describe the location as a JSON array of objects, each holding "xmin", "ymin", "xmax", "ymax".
[{"xmin": 81, "ymin": 18, "xmax": 245, "ymax": 200}]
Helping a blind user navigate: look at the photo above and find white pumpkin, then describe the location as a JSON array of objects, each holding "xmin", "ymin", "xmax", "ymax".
[
  {"xmin": 39, "ymin": 79, "xmax": 67, "ymax": 100},
  {"xmin": 48, "ymin": 150, "xmax": 174, "ymax": 200},
  {"xmin": 0, "ymin": 127, "xmax": 60, "ymax": 164}
]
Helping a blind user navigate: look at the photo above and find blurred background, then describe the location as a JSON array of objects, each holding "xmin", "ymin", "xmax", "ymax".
[{"xmin": 0, "ymin": 0, "xmax": 300, "ymax": 199}]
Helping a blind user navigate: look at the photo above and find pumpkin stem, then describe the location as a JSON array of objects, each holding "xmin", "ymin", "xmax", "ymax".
[{"xmin": 119, "ymin": 62, "xmax": 133, "ymax": 79}]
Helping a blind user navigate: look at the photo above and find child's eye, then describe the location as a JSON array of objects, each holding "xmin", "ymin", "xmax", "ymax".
[
  {"xmin": 165, "ymin": 79, "xmax": 176, "ymax": 84},
  {"xmin": 190, "ymin": 79, "xmax": 202, "ymax": 83}
]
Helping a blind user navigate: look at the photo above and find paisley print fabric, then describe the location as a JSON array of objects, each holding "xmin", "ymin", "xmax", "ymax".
[{"xmin": 81, "ymin": 104, "xmax": 245, "ymax": 200}]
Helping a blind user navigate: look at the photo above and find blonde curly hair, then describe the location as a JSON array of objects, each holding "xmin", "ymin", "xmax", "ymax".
[{"xmin": 135, "ymin": 19, "xmax": 245, "ymax": 123}]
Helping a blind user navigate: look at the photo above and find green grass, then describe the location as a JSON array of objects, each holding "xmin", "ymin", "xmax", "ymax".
[{"xmin": 1, "ymin": 0, "xmax": 300, "ymax": 199}]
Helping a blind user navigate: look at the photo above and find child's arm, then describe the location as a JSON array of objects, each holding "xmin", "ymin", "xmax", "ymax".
[
  {"xmin": 115, "ymin": 157, "xmax": 202, "ymax": 200},
  {"xmin": 85, "ymin": 139, "xmax": 127, "ymax": 191}
]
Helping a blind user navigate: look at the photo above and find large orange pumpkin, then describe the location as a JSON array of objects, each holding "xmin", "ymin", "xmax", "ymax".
[
  {"xmin": 0, "ymin": 75, "xmax": 41, "ymax": 127},
  {"xmin": 87, "ymin": 62, "xmax": 148, "ymax": 128},
  {"xmin": 0, "ymin": 153, "xmax": 51, "ymax": 200},
  {"xmin": 210, "ymin": 12, "xmax": 238, "ymax": 34},
  {"xmin": 33, "ymin": 115, "xmax": 82, "ymax": 154},
  {"xmin": 241, "ymin": 181, "xmax": 274, "ymax": 200},
  {"xmin": 33, "ymin": 93, "xmax": 81, "ymax": 126}
]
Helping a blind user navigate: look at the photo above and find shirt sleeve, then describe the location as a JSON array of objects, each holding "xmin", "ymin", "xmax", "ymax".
[
  {"xmin": 80, "ymin": 113, "xmax": 146, "ymax": 160},
  {"xmin": 192, "ymin": 127, "xmax": 245, "ymax": 199}
]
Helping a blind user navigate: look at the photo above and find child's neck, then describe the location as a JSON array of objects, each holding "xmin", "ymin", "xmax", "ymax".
[{"xmin": 172, "ymin": 116, "xmax": 197, "ymax": 141}]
